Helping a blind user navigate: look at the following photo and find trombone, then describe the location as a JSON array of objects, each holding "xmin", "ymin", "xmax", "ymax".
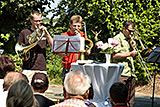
[{"xmin": 130, "ymin": 31, "xmax": 153, "ymax": 85}]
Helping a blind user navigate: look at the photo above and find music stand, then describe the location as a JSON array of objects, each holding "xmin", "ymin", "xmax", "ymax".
[
  {"xmin": 146, "ymin": 47, "xmax": 160, "ymax": 107},
  {"xmin": 51, "ymin": 35, "xmax": 80, "ymax": 53}
]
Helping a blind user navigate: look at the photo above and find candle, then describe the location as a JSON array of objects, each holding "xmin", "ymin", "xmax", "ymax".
[{"xmin": 80, "ymin": 37, "xmax": 85, "ymax": 51}]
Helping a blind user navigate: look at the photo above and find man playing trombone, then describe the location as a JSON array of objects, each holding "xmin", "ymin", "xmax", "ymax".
[
  {"xmin": 17, "ymin": 9, "xmax": 53, "ymax": 82},
  {"xmin": 112, "ymin": 20, "xmax": 138, "ymax": 107}
]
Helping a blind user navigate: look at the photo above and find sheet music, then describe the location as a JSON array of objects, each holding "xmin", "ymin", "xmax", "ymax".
[{"xmin": 52, "ymin": 35, "xmax": 80, "ymax": 53}]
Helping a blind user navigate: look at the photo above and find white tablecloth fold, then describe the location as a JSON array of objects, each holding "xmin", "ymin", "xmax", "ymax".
[{"xmin": 71, "ymin": 63, "xmax": 124, "ymax": 107}]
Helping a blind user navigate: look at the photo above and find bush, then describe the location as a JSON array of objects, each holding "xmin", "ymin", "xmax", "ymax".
[{"xmin": 46, "ymin": 47, "xmax": 63, "ymax": 84}]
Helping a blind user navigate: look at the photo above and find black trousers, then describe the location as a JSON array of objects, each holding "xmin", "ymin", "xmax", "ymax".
[
  {"xmin": 62, "ymin": 68, "xmax": 70, "ymax": 82},
  {"xmin": 118, "ymin": 76, "xmax": 135, "ymax": 107}
]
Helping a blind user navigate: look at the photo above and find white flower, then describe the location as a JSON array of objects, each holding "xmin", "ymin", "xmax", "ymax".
[
  {"xmin": 96, "ymin": 38, "xmax": 119, "ymax": 54},
  {"xmin": 101, "ymin": 43, "xmax": 109, "ymax": 50},
  {"xmin": 108, "ymin": 38, "xmax": 114, "ymax": 48}
]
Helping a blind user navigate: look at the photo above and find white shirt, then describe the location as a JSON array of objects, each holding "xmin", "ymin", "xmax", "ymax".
[{"xmin": 0, "ymin": 79, "xmax": 8, "ymax": 107}]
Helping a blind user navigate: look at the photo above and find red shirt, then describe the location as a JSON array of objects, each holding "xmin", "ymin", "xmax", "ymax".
[{"xmin": 61, "ymin": 31, "xmax": 85, "ymax": 69}]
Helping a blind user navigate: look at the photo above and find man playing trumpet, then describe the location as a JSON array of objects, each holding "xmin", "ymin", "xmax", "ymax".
[
  {"xmin": 59, "ymin": 15, "xmax": 91, "ymax": 82},
  {"xmin": 17, "ymin": 9, "xmax": 53, "ymax": 82},
  {"xmin": 112, "ymin": 20, "xmax": 138, "ymax": 107}
]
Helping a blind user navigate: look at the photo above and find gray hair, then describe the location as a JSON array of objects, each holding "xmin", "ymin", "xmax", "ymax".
[
  {"xmin": 6, "ymin": 80, "xmax": 34, "ymax": 107},
  {"xmin": 64, "ymin": 71, "xmax": 91, "ymax": 95}
]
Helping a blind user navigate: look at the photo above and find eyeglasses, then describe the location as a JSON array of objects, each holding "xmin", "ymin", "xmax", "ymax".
[
  {"xmin": 72, "ymin": 25, "xmax": 81, "ymax": 28},
  {"xmin": 33, "ymin": 20, "xmax": 42, "ymax": 23},
  {"xmin": 126, "ymin": 28, "xmax": 135, "ymax": 33}
]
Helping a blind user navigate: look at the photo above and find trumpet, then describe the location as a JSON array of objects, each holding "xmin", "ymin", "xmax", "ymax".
[
  {"xmin": 15, "ymin": 26, "xmax": 45, "ymax": 61},
  {"xmin": 75, "ymin": 22, "xmax": 93, "ymax": 60},
  {"xmin": 129, "ymin": 32, "xmax": 153, "ymax": 85},
  {"xmin": 75, "ymin": 29, "xmax": 93, "ymax": 55},
  {"xmin": 134, "ymin": 31, "xmax": 152, "ymax": 57},
  {"xmin": 83, "ymin": 22, "xmax": 93, "ymax": 52}
]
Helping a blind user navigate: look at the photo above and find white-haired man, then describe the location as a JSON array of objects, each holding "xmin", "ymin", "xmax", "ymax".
[{"xmin": 51, "ymin": 71, "xmax": 91, "ymax": 107}]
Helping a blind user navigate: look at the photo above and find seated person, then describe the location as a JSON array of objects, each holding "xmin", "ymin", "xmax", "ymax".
[
  {"xmin": 84, "ymin": 84, "xmax": 96, "ymax": 107},
  {"xmin": 109, "ymin": 82, "xmax": 128, "ymax": 107},
  {"xmin": 3, "ymin": 71, "xmax": 29, "ymax": 107},
  {"xmin": 6, "ymin": 80, "xmax": 39, "ymax": 107},
  {"xmin": 0, "ymin": 55, "xmax": 15, "ymax": 92},
  {"xmin": 31, "ymin": 73, "xmax": 55, "ymax": 107},
  {"xmin": 3, "ymin": 72, "xmax": 29, "ymax": 91},
  {"xmin": 51, "ymin": 71, "xmax": 91, "ymax": 107}
]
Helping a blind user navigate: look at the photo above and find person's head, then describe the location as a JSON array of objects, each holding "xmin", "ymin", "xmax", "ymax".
[
  {"xmin": 122, "ymin": 20, "xmax": 135, "ymax": 38},
  {"xmin": 30, "ymin": 10, "xmax": 42, "ymax": 29},
  {"xmin": 3, "ymin": 72, "xmax": 28, "ymax": 91},
  {"xmin": 6, "ymin": 80, "xmax": 34, "ymax": 107},
  {"xmin": 31, "ymin": 73, "xmax": 49, "ymax": 93},
  {"xmin": 109, "ymin": 82, "xmax": 128, "ymax": 106},
  {"xmin": 64, "ymin": 71, "xmax": 91, "ymax": 97},
  {"xmin": 69, "ymin": 15, "xmax": 83, "ymax": 33},
  {"xmin": 0, "ymin": 55, "xmax": 15, "ymax": 79}
]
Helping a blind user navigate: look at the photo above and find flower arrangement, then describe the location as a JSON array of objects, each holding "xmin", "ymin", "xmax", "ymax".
[{"xmin": 96, "ymin": 38, "xmax": 119, "ymax": 54}]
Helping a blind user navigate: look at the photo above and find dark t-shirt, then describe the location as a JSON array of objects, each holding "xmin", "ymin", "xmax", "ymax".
[
  {"xmin": 34, "ymin": 94, "xmax": 55, "ymax": 107},
  {"xmin": 18, "ymin": 28, "xmax": 47, "ymax": 71}
]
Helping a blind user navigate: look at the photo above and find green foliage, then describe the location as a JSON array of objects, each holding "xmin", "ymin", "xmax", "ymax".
[
  {"xmin": 7, "ymin": 54, "xmax": 23, "ymax": 72},
  {"xmin": 46, "ymin": 47, "xmax": 63, "ymax": 84},
  {"xmin": 0, "ymin": 33, "xmax": 10, "ymax": 47}
]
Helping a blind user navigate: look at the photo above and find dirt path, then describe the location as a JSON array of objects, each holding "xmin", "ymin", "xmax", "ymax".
[{"xmin": 135, "ymin": 74, "xmax": 160, "ymax": 97}]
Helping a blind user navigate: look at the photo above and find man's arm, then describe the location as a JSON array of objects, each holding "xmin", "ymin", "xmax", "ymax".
[
  {"xmin": 46, "ymin": 33, "xmax": 53, "ymax": 48},
  {"xmin": 41, "ymin": 26, "xmax": 53, "ymax": 48},
  {"xmin": 112, "ymin": 50, "xmax": 138, "ymax": 60}
]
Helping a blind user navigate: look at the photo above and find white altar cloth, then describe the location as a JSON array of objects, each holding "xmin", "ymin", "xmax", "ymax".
[{"xmin": 71, "ymin": 63, "xmax": 124, "ymax": 107}]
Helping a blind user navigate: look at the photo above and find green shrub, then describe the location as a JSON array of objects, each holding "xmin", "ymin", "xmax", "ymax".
[
  {"xmin": 8, "ymin": 54, "xmax": 22, "ymax": 72},
  {"xmin": 46, "ymin": 47, "xmax": 63, "ymax": 84}
]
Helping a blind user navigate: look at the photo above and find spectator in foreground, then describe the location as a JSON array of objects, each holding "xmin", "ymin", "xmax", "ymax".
[
  {"xmin": 51, "ymin": 71, "xmax": 91, "ymax": 107},
  {"xmin": 6, "ymin": 80, "xmax": 39, "ymax": 107},
  {"xmin": 109, "ymin": 82, "xmax": 128, "ymax": 107},
  {"xmin": 0, "ymin": 55, "xmax": 15, "ymax": 107},
  {"xmin": 3, "ymin": 72, "xmax": 29, "ymax": 91},
  {"xmin": 2, "ymin": 72, "xmax": 29, "ymax": 107},
  {"xmin": 31, "ymin": 73, "xmax": 55, "ymax": 107},
  {"xmin": 0, "ymin": 55, "xmax": 15, "ymax": 92}
]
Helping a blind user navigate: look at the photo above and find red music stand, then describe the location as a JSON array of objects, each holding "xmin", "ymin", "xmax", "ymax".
[
  {"xmin": 146, "ymin": 47, "xmax": 160, "ymax": 107},
  {"xmin": 52, "ymin": 35, "xmax": 80, "ymax": 53}
]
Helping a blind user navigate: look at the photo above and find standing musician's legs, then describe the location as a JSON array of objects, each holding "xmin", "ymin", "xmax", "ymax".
[
  {"xmin": 62, "ymin": 68, "xmax": 71, "ymax": 100},
  {"xmin": 118, "ymin": 76, "xmax": 135, "ymax": 107},
  {"xmin": 62, "ymin": 68, "xmax": 66, "ymax": 82},
  {"xmin": 62, "ymin": 68, "xmax": 70, "ymax": 83}
]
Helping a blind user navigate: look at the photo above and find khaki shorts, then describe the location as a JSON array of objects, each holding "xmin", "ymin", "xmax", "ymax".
[{"xmin": 22, "ymin": 70, "xmax": 47, "ymax": 84}]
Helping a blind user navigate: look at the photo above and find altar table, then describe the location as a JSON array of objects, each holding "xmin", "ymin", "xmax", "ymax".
[{"xmin": 71, "ymin": 63, "xmax": 124, "ymax": 107}]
